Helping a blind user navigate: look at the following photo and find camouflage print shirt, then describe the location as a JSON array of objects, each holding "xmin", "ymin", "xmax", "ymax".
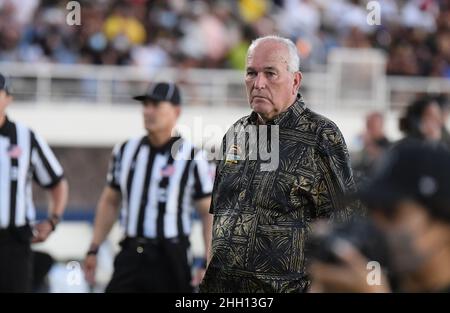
[{"xmin": 200, "ymin": 94, "xmax": 357, "ymax": 293}]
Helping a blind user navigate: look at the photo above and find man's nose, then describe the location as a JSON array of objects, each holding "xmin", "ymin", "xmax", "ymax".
[{"xmin": 254, "ymin": 72, "xmax": 266, "ymax": 89}]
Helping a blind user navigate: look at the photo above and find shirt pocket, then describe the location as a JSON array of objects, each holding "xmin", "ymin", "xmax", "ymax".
[{"xmin": 214, "ymin": 161, "xmax": 244, "ymax": 212}]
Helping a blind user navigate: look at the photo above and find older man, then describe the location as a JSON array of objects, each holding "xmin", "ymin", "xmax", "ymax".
[{"xmin": 200, "ymin": 36, "xmax": 357, "ymax": 293}]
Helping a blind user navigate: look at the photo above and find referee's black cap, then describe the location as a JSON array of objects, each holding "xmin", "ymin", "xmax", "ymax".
[
  {"xmin": 0, "ymin": 73, "xmax": 11, "ymax": 95},
  {"xmin": 357, "ymin": 140, "xmax": 450, "ymax": 223},
  {"xmin": 133, "ymin": 82, "xmax": 181, "ymax": 105}
]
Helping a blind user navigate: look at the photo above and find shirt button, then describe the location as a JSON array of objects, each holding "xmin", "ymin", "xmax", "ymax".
[
  {"xmin": 239, "ymin": 190, "xmax": 246, "ymax": 200},
  {"xmin": 137, "ymin": 246, "xmax": 144, "ymax": 254}
]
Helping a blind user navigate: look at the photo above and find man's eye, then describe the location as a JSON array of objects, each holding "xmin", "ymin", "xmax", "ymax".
[
  {"xmin": 266, "ymin": 72, "xmax": 276, "ymax": 77},
  {"xmin": 246, "ymin": 71, "xmax": 256, "ymax": 77}
]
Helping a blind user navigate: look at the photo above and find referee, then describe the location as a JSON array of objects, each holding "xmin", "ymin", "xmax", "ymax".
[
  {"xmin": 0, "ymin": 73, "xmax": 69, "ymax": 292},
  {"xmin": 84, "ymin": 82, "xmax": 214, "ymax": 292}
]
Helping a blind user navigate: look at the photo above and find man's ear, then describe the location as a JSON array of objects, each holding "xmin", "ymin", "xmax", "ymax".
[
  {"xmin": 293, "ymin": 71, "xmax": 303, "ymax": 95},
  {"xmin": 175, "ymin": 106, "xmax": 181, "ymax": 118}
]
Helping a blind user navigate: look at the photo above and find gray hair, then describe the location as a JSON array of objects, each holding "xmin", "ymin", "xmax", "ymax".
[{"xmin": 247, "ymin": 35, "xmax": 300, "ymax": 72}]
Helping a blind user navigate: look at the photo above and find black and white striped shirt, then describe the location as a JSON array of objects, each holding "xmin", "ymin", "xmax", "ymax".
[
  {"xmin": 107, "ymin": 136, "xmax": 214, "ymax": 239},
  {"xmin": 0, "ymin": 116, "xmax": 64, "ymax": 229}
]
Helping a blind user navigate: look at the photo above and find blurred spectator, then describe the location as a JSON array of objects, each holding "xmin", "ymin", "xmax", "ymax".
[
  {"xmin": 238, "ymin": 0, "xmax": 269, "ymax": 24},
  {"xmin": 0, "ymin": 0, "xmax": 22, "ymax": 61},
  {"xmin": 103, "ymin": 3, "xmax": 146, "ymax": 46},
  {"xmin": 359, "ymin": 142, "xmax": 450, "ymax": 292},
  {"xmin": 377, "ymin": 0, "xmax": 399, "ymax": 24},
  {"xmin": 353, "ymin": 112, "xmax": 391, "ymax": 183},
  {"xmin": 0, "ymin": 0, "xmax": 40, "ymax": 27},
  {"xmin": 0, "ymin": 0, "xmax": 449, "ymax": 77},
  {"xmin": 227, "ymin": 26, "xmax": 253, "ymax": 70},
  {"xmin": 309, "ymin": 142, "xmax": 450, "ymax": 293},
  {"xmin": 399, "ymin": 96, "xmax": 444, "ymax": 144},
  {"xmin": 401, "ymin": 0, "xmax": 439, "ymax": 32},
  {"xmin": 386, "ymin": 42, "xmax": 421, "ymax": 76},
  {"xmin": 130, "ymin": 37, "xmax": 170, "ymax": 71},
  {"xmin": 277, "ymin": 0, "xmax": 321, "ymax": 39},
  {"xmin": 342, "ymin": 26, "xmax": 372, "ymax": 48},
  {"xmin": 307, "ymin": 218, "xmax": 394, "ymax": 292}
]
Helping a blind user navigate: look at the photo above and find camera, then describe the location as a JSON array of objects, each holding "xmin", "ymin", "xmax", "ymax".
[{"xmin": 306, "ymin": 218, "xmax": 391, "ymax": 267}]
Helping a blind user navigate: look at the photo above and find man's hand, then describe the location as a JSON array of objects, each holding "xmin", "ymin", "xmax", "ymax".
[
  {"xmin": 84, "ymin": 186, "xmax": 120, "ymax": 286},
  {"xmin": 191, "ymin": 268, "xmax": 206, "ymax": 288},
  {"xmin": 308, "ymin": 240, "xmax": 391, "ymax": 293},
  {"xmin": 84, "ymin": 254, "xmax": 97, "ymax": 285},
  {"xmin": 31, "ymin": 220, "xmax": 53, "ymax": 243}
]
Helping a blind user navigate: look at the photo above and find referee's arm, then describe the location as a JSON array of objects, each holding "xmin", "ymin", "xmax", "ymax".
[
  {"xmin": 29, "ymin": 131, "xmax": 69, "ymax": 243},
  {"xmin": 32, "ymin": 179, "xmax": 69, "ymax": 243},
  {"xmin": 191, "ymin": 196, "xmax": 212, "ymax": 287},
  {"xmin": 195, "ymin": 196, "xmax": 213, "ymax": 265},
  {"xmin": 84, "ymin": 186, "xmax": 121, "ymax": 285},
  {"xmin": 191, "ymin": 150, "xmax": 214, "ymax": 266}
]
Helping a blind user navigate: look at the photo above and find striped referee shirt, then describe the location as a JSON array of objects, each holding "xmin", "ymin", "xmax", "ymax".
[
  {"xmin": 107, "ymin": 136, "xmax": 213, "ymax": 240},
  {"xmin": 0, "ymin": 116, "xmax": 64, "ymax": 229}
]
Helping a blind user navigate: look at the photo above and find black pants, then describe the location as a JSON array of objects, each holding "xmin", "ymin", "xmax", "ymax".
[
  {"xmin": 0, "ymin": 227, "xmax": 33, "ymax": 293},
  {"xmin": 105, "ymin": 237, "xmax": 192, "ymax": 293}
]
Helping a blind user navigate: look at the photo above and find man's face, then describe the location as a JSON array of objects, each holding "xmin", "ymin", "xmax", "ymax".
[
  {"xmin": 0, "ymin": 90, "xmax": 12, "ymax": 116},
  {"xmin": 245, "ymin": 40, "xmax": 301, "ymax": 121},
  {"xmin": 366, "ymin": 113, "xmax": 384, "ymax": 139},
  {"xmin": 420, "ymin": 102, "xmax": 442, "ymax": 141},
  {"xmin": 372, "ymin": 200, "xmax": 450, "ymax": 290},
  {"xmin": 142, "ymin": 100, "xmax": 180, "ymax": 134}
]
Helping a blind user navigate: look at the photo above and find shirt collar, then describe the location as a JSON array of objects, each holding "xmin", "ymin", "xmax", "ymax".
[
  {"xmin": 247, "ymin": 92, "xmax": 306, "ymax": 126},
  {"xmin": 143, "ymin": 135, "xmax": 182, "ymax": 154}
]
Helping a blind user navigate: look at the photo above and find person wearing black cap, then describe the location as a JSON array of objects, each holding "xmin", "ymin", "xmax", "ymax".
[
  {"xmin": 0, "ymin": 73, "xmax": 68, "ymax": 292},
  {"xmin": 84, "ymin": 82, "xmax": 214, "ymax": 292},
  {"xmin": 308, "ymin": 141, "xmax": 450, "ymax": 293}
]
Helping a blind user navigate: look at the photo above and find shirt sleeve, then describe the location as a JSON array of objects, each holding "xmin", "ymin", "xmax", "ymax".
[
  {"xmin": 312, "ymin": 122, "xmax": 358, "ymax": 222},
  {"xmin": 192, "ymin": 149, "xmax": 215, "ymax": 200},
  {"xmin": 30, "ymin": 132, "xmax": 64, "ymax": 188},
  {"xmin": 106, "ymin": 142, "xmax": 124, "ymax": 191}
]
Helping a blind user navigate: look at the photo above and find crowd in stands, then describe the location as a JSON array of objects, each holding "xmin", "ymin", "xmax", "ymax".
[{"xmin": 0, "ymin": 0, "xmax": 449, "ymax": 77}]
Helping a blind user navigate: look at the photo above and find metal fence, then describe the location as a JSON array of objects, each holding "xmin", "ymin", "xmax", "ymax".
[{"xmin": 1, "ymin": 48, "xmax": 449, "ymax": 111}]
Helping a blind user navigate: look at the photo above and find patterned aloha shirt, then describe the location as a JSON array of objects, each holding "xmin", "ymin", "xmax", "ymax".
[{"xmin": 200, "ymin": 93, "xmax": 358, "ymax": 293}]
